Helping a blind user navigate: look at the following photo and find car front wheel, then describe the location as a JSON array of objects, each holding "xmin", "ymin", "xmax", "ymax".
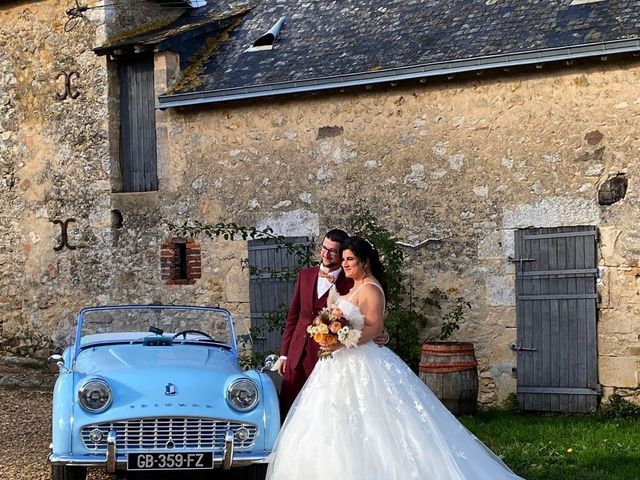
[
  {"xmin": 51, "ymin": 465, "xmax": 87, "ymax": 480},
  {"xmin": 244, "ymin": 463, "xmax": 268, "ymax": 480}
]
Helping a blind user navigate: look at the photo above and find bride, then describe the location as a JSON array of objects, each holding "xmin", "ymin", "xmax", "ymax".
[{"xmin": 266, "ymin": 236, "xmax": 523, "ymax": 480}]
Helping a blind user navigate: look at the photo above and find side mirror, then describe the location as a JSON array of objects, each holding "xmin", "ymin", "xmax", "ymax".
[
  {"xmin": 47, "ymin": 354, "xmax": 64, "ymax": 373},
  {"xmin": 260, "ymin": 354, "xmax": 279, "ymax": 372}
]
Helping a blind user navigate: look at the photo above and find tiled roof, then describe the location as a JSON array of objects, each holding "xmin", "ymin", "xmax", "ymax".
[{"xmin": 158, "ymin": 0, "xmax": 640, "ymax": 106}]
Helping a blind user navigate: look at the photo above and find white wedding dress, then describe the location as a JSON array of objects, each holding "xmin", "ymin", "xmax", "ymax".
[{"xmin": 266, "ymin": 287, "xmax": 523, "ymax": 480}]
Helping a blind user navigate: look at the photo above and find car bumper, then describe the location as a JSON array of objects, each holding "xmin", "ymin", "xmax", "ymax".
[
  {"xmin": 49, "ymin": 452, "xmax": 270, "ymax": 469},
  {"xmin": 50, "ymin": 429, "xmax": 270, "ymax": 473}
]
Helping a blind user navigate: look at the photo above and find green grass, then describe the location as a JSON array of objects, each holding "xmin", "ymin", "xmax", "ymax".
[{"xmin": 460, "ymin": 409, "xmax": 640, "ymax": 480}]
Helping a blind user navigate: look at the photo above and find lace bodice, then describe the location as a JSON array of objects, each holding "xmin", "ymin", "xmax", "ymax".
[{"xmin": 334, "ymin": 298, "xmax": 366, "ymax": 331}]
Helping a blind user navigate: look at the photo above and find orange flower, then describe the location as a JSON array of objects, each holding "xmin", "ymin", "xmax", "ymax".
[
  {"xmin": 321, "ymin": 335, "xmax": 338, "ymax": 347},
  {"xmin": 331, "ymin": 307, "xmax": 343, "ymax": 317},
  {"xmin": 314, "ymin": 333, "xmax": 325, "ymax": 343},
  {"xmin": 329, "ymin": 321, "xmax": 342, "ymax": 334}
]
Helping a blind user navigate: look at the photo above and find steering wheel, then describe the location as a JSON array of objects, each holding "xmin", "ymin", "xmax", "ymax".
[{"xmin": 172, "ymin": 329, "xmax": 215, "ymax": 341}]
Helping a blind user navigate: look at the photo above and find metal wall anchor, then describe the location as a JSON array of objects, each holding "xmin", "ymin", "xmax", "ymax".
[
  {"xmin": 64, "ymin": 0, "xmax": 88, "ymax": 32},
  {"xmin": 510, "ymin": 343, "xmax": 537, "ymax": 352},
  {"xmin": 55, "ymin": 71, "xmax": 80, "ymax": 100},
  {"xmin": 53, "ymin": 218, "xmax": 77, "ymax": 251}
]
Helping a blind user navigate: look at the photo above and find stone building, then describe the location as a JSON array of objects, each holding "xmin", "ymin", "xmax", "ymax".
[{"xmin": 1, "ymin": 0, "xmax": 639, "ymax": 410}]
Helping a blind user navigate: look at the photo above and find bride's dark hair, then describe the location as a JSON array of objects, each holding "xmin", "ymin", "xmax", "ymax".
[{"xmin": 343, "ymin": 236, "xmax": 388, "ymax": 300}]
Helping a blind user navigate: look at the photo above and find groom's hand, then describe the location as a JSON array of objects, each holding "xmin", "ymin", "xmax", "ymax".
[
  {"xmin": 277, "ymin": 358, "xmax": 287, "ymax": 376},
  {"xmin": 373, "ymin": 329, "xmax": 390, "ymax": 348}
]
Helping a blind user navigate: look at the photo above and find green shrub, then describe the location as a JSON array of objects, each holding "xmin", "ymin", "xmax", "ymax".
[
  {"xmin": 501, "ymin": 392, "xmax": 520, "ymax": 412},
  {"xmin": 599, "ymin": 393, "xmax": 640, "ymax": 419}
]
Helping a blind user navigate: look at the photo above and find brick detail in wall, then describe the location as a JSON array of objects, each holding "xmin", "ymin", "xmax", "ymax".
[{"xmin": 160, "ymin": 238, "xmax": 201, "ymax": 285}]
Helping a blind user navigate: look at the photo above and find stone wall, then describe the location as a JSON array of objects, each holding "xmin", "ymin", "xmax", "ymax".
[
  {"xmin": 0, "ymin": 0, "xmax": 221, "ymax": 358},
  {"xmin": 155, "ymin": 60, "xmax": 639, "ymax": 404},
  {"xmin": 0, "ymin": 0, "xmax": 112, "ymax": 356}
]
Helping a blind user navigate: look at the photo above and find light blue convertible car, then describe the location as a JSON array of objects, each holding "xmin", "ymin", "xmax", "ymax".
[{"xmin": 48, "ymin": 305, "xmax": 280, "ymax": 480}]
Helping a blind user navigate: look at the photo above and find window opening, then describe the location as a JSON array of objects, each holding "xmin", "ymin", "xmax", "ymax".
[
  {"xmin": 245, "ymin": 17, "xmax": 286, "ymax": 52},
  {"xmin": 176, "ymin": 242, "xmax": 188, "ymax": 279},
  {"xmin": 161, "ymin": 238, "xmax": 201, "ymax": 285}
]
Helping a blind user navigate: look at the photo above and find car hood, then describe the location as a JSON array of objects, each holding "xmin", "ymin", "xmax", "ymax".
[{"xmin": 73, "ymin": 344, "xmax": 244, "ymax": 405}]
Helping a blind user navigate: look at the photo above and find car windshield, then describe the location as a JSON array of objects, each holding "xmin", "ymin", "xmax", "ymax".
[{"xmin": 75, "ymin": 306, "xmax": 234, "ymax": 355}]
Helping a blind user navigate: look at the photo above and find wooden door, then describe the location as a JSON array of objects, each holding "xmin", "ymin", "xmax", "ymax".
[
  {"xmin": 514, "ymin": 226, "xmax": 600, "ymax": 412},
  {"xmin": 248, "ymin": 237, "xmax": 310, "ymax": 353},
  {"xmin": 119, "ymin": 55, "xmax": 158, "ymax": 192}
]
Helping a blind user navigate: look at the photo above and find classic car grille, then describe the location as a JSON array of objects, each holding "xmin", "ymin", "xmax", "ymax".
[{"xmin": 81, "ymin": 417, "xmax": 258, "ymax": 451}]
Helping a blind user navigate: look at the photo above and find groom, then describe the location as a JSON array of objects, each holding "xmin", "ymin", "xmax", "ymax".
[{"xmin": 276, "ymin": 228, "xmax": 352, "ymax": 418}]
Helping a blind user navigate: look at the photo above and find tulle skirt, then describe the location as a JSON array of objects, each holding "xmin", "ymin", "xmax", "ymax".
[{"xmin": 266, "ymin": 342, "xmax": 523, "ymax": 480}]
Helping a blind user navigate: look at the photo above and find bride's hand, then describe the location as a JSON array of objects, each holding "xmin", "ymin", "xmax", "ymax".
[{"xmin": 319, "ymin": 341, "xmax": 342, "ymax": 352}]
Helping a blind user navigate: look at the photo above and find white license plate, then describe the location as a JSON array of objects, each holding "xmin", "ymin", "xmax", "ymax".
[{"xmin": 127, "ymin": 452, "xmax": 214, "ymax": 470}]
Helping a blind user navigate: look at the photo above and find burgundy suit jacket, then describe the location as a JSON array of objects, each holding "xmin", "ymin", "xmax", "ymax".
[{"xmin": 280, "ymin": 266, "xmax": 353, "ymax": 370}]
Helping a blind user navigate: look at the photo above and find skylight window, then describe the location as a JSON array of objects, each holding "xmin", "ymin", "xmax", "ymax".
[
  {"xmin": 153, "ymin": 0, "xmax": 207, "ymax": 6},
  {"xmin": 569, "ymin": 0, "xmax": 605, "ymax": 5},
  {"xmin": 245, "ymin": 17, "xmax": 286, "ymax": 52}
]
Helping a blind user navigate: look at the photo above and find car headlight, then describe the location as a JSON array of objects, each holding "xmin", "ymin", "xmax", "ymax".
[
  {"xmin": 78, "ymin": 378, "xmax": 112, "ymax": 413},
  {"xmin": 226, "ymin": 379, "xmax": 259, "ymax": 411}
]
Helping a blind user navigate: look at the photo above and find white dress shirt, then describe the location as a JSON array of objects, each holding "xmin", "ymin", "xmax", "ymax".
[{"xmin": 316, "ymin": 266, "xmax": 341, "ymax": 299}]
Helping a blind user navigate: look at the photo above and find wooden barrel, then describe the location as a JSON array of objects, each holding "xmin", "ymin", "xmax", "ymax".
[{"xmin": 419, "ymin": 342, "xmax": 478, "ymax": 416}]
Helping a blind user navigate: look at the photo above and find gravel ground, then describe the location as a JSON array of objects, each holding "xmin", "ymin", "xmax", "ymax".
[
  {"xmin": 0, "ymin": 358, "xmax": 253, "ymax": 480},
  {"xmin": 0, "ymin": 388, "xmax": 77, "ymax": 480}
]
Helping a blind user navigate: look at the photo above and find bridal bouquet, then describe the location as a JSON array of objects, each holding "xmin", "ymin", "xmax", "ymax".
[{"xmin": 307, "ymin": 305, "xmax": 362, "ymax": 359}]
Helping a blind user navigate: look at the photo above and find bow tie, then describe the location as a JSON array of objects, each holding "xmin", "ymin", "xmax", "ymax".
[{"xmin": 318, "ymin": 269, "xmax": 335, "ymax": 283}]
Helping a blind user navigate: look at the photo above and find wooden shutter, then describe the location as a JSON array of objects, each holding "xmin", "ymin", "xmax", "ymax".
[
  {"xmin": 248, "ymin": 237, "xmax": 311, "ymax": 353},
  {"xmin": 119, "ymin": 55, "xmax": 158, "ymax": 192},
  {"xmin": 514, "ymin": 226, "xmax": 600, "ymax": 412}
]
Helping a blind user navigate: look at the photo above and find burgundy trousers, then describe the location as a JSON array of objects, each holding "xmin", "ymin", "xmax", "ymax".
[{"xmin": 279, "ymin": 348, "xmax": 317, "ymax": 420}]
